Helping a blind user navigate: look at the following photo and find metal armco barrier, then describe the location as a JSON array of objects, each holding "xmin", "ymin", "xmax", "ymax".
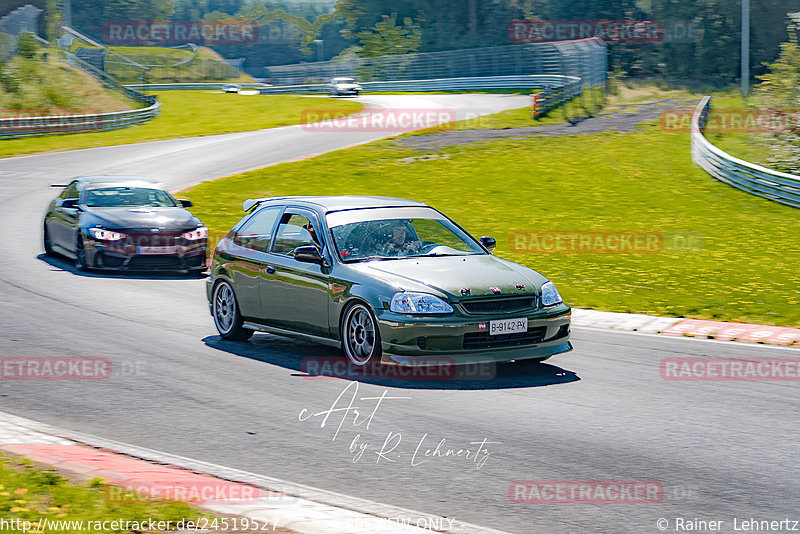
[
  {"xmin": 691, "ymin": 96, "xmax": 800, "ymax": 209},
  {"xmin": 0, "ymin": 96, "xmax": 160, "ymax": 139},
  {"xmin": 124, "ymin": 83, "xmax": 269, "ymax": 91},
  {"xmin": 0, "ymin": 52, "xmax": 161, "ymax": 139},
  {"xmin": 9, "ymin": 37, "xmax": 604, "ymax": 139},
  {"xmin": 253, "ymin": 75, "xmax": 584, "ymax": 116}
]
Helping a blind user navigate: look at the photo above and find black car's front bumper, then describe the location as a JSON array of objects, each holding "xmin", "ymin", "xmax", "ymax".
[{"xmin": 85, "ymin": 242, "xmax": 207, "ymax": 271}]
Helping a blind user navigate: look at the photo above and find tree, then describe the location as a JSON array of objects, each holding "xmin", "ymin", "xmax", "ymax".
[
  {"xmin": 17, "ymin": 33, "xmax": 41, "ymax": 59},
  {"xmin": 753, "ymin": 13, "xmax": 800, "ymax": 174},
  {"xmin": 355, "ymin": 13, "xmax": 421, "ymax": 57}
]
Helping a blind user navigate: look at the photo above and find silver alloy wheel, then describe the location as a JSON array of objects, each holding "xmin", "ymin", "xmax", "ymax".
[
  {"xmin": 213, "ymin": 281, "xmax": 236, "ymax": 335},
  {"xmin": 343, "ymin": 303, "xmax": 377, "ymax": 366}
]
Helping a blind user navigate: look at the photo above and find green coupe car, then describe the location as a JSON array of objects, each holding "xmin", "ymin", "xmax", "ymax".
[{"xmin": 207, "ymin": 196, "xmax": 571, "ymax": 367}]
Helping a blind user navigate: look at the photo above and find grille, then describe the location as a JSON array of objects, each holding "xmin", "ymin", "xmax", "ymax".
[
  {"xmin": 460, "ymin": 296, "xmax": 536, "ymax": 314},
  {"xmin": 463, "ymin": 326, "xmax": 547, "ymax": 350},
  {"xmin": 98, "ymin": 253, "xmax": 125, "ymax": 268},
  {"xmin": 128, "ymin": 255, "xmax": 182, "ymax": 269},
  {"xmin": 183, "ymin": 254, "xmax": 206, "ymax": 268},
  {"xmin": 126, "ymin": 232, "xmax": 183, "ymax": 247}
]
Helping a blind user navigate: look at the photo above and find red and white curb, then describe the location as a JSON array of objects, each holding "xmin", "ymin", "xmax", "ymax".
[
  {"xmin": 0, "ymin": 411, "xmax": 507, "ymax": 534},
  {"xmin": 572, "ymin": 308, "xmax": 800, "ymax": 346}
]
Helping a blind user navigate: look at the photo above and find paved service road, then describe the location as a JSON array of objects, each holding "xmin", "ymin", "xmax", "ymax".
[{"xmin": 0, "ymin": 94, "xmax": 797, "ymax": 533}]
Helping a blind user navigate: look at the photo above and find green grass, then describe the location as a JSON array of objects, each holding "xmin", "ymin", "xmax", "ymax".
[
  {"xmin": 70, "ymin": 45, "xmax": 254, "ymax": 83},
  {"xmin": 0, "ymin": 92, "xmax": 364, "ymax": 158},
  {"xmin": 180, "ymin": 97, "xmax": 800, "ymax": 328},
  {"xmin": 0, "ymin": 55, "xmax": 138, "ymax": 115},
  {"xmin": 0, "ymin": 453, "xmax": 207, "ymax": 531}
]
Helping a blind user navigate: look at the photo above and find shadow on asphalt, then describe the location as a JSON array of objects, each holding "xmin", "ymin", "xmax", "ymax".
[
  {"xmin": 202, "ymin": 333, "xmax": 580, "ymax": 390},
  {"xmin": 37, "ymin": 253, "xmax": 207, "ymax": 280}
]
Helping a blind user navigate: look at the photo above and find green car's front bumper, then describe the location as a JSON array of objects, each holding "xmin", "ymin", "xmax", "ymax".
[{"xmin": 376, "ymin": 304, "xmax": 572, "ymax": 366}]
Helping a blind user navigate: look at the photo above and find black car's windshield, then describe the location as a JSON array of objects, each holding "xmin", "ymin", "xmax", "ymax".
[
  {"xmin": 327, "ymin": 207, "xmax": 485, "ymax": 262},
  {"xmin": 84, "ymin": 187, "xmax": 178, "ymax": 208}
]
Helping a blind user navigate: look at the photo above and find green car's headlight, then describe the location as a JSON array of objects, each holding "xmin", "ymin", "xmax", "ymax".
[
  {"xmin": 390, "ymin": 292, "xmax": 453, "ymax": 314},
  {"xmin": 541, "ymin": 281, "xmax": 562, "ymax": 307}
]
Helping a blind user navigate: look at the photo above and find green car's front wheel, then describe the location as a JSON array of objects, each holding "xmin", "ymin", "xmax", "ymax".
[{"xmin": 341, "ymin": 302, "xmax": 381, "ymax": 366}]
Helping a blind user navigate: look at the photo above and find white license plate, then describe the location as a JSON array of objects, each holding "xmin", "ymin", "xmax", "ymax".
[
  {"xmin": 138, "ymin": 246, "xmax": 177, "ymax": 255},
  {"xmin": 489, "ymin": 317, "xmax": 528, "ymax": 335}
]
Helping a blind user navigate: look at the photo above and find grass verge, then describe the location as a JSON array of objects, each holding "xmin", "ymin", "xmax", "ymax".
[
  {"xmin": 0, "ymin": 452, "xmax": 206, "ymax": 531},
  {"xmin": 0, "ymin": 92, "xmax": 364, "ymax": 159},
  {"xmin": 181, "ymin": 91, "xmax": 800, "ymax": 327}
]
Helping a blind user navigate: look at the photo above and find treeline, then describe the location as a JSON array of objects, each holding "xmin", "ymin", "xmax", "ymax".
[{"xmin": 53, "ymin": 0, "xmax": 800, "ymax": 86}]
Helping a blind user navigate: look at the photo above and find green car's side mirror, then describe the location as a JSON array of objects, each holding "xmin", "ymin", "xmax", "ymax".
[
  {"xmin": 293, "ymin": 245, "xmax": 325, "ymax": 265},
  {"xmin": 480, "ymin": 236, "xmax": 496, "ymax": 252}
]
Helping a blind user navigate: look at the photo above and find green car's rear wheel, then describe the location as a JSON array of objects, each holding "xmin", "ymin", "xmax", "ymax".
[
  {"xmin": 341, "ymin": 302, "xmax": 381, "ymax": 366},
  {"xmin": 212, "ymin": 280, "xmax": 254, "ymax": 341}
]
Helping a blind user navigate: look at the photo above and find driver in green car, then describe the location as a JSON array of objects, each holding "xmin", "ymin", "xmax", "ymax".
[{"xmin": 381, "ymin": 224, "xmax": 421, "ymax": 256}]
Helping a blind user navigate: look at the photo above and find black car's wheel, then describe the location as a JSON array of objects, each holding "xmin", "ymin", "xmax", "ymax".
[
  {"xmin": 212, "ymin": 280, "xmax": 254, "ymax": 341},
  {"xmin": 43, "ymin": 224, "xmax": 54, "ymax": 256},
  {"xmin": 341, "ymin": 301, "xmax": 381, "ymax": 366},
  {"xmin": 74, "ymin": 234, "xmax": 88, "ymax": 270}
]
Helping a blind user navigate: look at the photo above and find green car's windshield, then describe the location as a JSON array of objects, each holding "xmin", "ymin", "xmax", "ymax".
[
  {"xmin": 326, "ymin": 207, "xmax": 485, "ymax": 262},
  {"xmin": 84, "ymin": 187, "xmax": 178, "ymax": 208}
]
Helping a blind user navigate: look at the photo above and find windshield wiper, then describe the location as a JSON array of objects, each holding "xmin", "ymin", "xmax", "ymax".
[{"xmin": 344, "ymin": 255, "xmax": 395, "ymax": 263}]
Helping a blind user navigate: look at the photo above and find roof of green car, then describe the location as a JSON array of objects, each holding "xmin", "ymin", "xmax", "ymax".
[{"xmin": 244, "ymin": 195, "xmax": 428, "ymax": 213}]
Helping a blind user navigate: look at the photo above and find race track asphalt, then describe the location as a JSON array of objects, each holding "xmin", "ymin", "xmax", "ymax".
[{"xmin": 0, "ymin": 94, "xmax": 797, "ymax": 533}]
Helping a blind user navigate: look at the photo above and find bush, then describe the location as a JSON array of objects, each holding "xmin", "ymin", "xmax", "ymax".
[{"xmin": 17, "ymin": 32, "xmax": 39, "ymax": 59}]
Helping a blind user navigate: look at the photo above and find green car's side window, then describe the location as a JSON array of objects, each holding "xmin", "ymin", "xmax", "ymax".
[
  {"xmin": 273, "ymin": 213, "xmax": 319, "ymax": 255},
  {"xmin": 233, "ymin": 207, "xmax": 280, "ymax": 252}
]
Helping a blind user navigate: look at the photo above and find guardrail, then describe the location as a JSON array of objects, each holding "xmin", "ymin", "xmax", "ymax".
[
  {"xmin": 0, "ymin": 52, "xmax": 161, "ymax": 139},
  {"xmin": 123, "ymin": 82, "xmax": 269, "ymax": 91},
  {"xmin": 254, "ymin": 75, "xmax": 584, "ymax": 115},
  {"xmin": 691, "ymin": 96, "xmax": 800, "ymax": 209}
]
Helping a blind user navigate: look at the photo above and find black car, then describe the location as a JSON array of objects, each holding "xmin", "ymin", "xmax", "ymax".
[{"xmin": 44, "ymin": 176, "xmax": 208, "ymax": 272}]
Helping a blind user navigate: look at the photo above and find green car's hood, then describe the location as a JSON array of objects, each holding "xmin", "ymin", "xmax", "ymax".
[{"xmin": 351, "ymin": 254, "xmax": 548, "ymax": 300}]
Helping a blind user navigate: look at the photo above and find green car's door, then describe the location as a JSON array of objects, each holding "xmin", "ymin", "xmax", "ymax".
[
  {"xmin": 225, "ymin": 206, "xmax": 282, "ymax": 320},
  {"xmin": 260, "ymin": 209, "xmax": 331, "ymax": 337}
]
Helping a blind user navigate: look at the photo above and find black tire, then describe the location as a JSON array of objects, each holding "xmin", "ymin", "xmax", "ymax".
[
  {"xmin": 43, "ymin": 224, "xmax": 54, "ymax": 256},
  {"xmin": 341, "ymin": 301, "xmax": 381, "ymax": 366},
  {"xmin": 212, "ymin": 280, "xmax": 254, "ymax": 341},
  {"xmin": 74, "ymin": 234, "xmax": 88, "ymax": 270}
]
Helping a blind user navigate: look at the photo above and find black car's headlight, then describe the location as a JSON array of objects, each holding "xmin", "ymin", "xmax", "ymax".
[
  {"xmin": 390, "ymin": 292, "xmax": 454, "ymax": 314},
  {"xmin": 182, "ymin": 227, "xmax": 208, "ymax": 240},
  {"xmin": 88, "ymin": 227, "xmax": 126, "ymax": 241},
  {"xmin": 541, "ymin": 281, "xmax": 563, "ymax": 307}
]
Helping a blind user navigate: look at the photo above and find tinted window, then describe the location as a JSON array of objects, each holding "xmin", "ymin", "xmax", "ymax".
[
  {"xmin": 327, "ymin": 207, "xmax": 484, "ymax": 261},
  {"xmin": 84, "ymin": 187, "xmax": 177, "ymax": 208},
  {"xmin": 273, "ymin": 213, "xmax": 320, "ymax": 255},
  {"xmin": 233, "ymin": 207, "xmax": 281, "ymax": 252}
]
